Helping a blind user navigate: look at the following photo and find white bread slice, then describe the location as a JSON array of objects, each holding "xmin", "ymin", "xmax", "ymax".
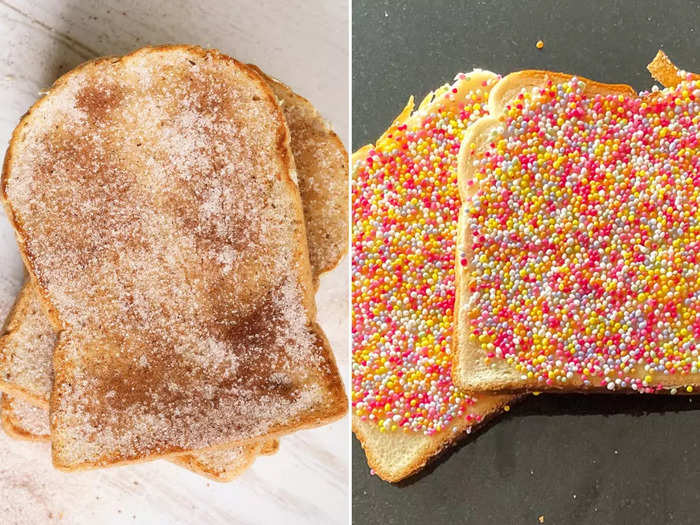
[
  {"xmin": 453, "ymin": 56, "xmax": 700, "ymax": 394},
  {"xmin": 352, "ymin": 71, "xmax": 517, "ymax": 482},
  {"xmin": 353, "ymin": 395, "xmax": 513, "ymax": 482},
  {"xmin": 1, "ymin": 45, "xmax": 347, "ymax": 470}
]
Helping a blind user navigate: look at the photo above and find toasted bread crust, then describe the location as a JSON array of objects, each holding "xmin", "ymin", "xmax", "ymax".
[
  {"xmin": 453, "ymin": 64, "xmax": 700, "ymax": 394},
  {"xmin": 647, "ymin": 50, "xmax": 700, "ymax": 88},
  {"xmin": 170, "ymin": 441, "xmax": 269, "ymax": 482},
  {"xmin": 2, "ymin": 45, "xmax": 346, "ymax": 470}
]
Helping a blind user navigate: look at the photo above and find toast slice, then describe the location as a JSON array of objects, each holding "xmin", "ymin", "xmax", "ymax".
[
  {"xmin": 353, "ymin": 396, "xmax": 513, "ymax": 483},
  {"xmin": 249, "ymin": 65, "xmax": 348, "ymax": 282},
  {"xmin": 169, "ymin": 442, "xmax": 268, "ymax": 482},
  {"xmin": 352, "ymin": 71, "xmax": 516, "ymax": 482},
  {"xmin": 0, "ymin": 284, "xmax": 276, "ymax": 481},
  {"xmin": 453, "ymin": 55, "xmax": 700, "ymax": 394},
  {"xmin": 0, "ymin": 282, "xmax": 54, "ymax": 406},
  {"xmin": 0, "ymin": 393, "xmax": 273, "ymax": 482},
  {"xmin": 1, "ymin": 45, "xmax": 347, "ymax": 470},
  {"xmin": 0, "ymin": 62, "xmax": 346, "ymax": 477},
  {"xmin": 1, "ymin": 394, "xmax": 50, "ymax": 441}
]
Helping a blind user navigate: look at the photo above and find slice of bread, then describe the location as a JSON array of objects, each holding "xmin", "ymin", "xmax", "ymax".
[
  {"xmin": 0, "ymin": 392, "xmax": 273, "ymax": 482},
  {"xmin": 0, "ymin": 283, "xmax": 54, "ymax": 406},
  {"xmin": 1, "ymin": 394, "xmax": 50, "ymax": 441},
  {"xmin": 352, "ymin": 71, "xmax": 517, "ymax": 482},
  {"xmin": 453, "ymin": 56, "xmax": 700, "ymax": 394},
  {"xmin": 0, "ymin": 59, "xmax": 346, "ymax": 478},
  {"xmin": 1, "ymin": 45, "xmax": 347, "ymax": 470},
  {"xmin": 353, "ymin": 395, "xmax": 513, "ymax": 482},
  {"xmin": 0, "ymin": 284, "xmax": 277, "ymax": 481},
  {"xmin": 249, "ymin": 65, "xmax": 348, "ymax": 283},
  {"xmin": 169, "ymin": 443, "xmax": 267, "ymax": 483}
]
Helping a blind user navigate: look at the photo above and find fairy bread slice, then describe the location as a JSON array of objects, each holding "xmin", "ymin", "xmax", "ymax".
[
  {"xmin": 352, "ymin": 71, "xmax": 515, "ymax": 482},
  {"xmin": 453, "ymin": 54, "xmax": 700, "ymax": 394}
]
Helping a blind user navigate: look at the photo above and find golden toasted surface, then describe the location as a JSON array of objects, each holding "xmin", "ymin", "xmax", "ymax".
[
  {"xmin": 2, "ymin": 45, "xmax": 346, "ymax": 469},
  {"xmin": 0, "ymin": 282, "xmax": 55, "ymax": 407},
  {"xmin": 1, "ymin": 395, "xmax": 50, "ymax": 441},
  {"xmin": 250, "ymin": 65, "xmax": 348, "ymax": 279}
]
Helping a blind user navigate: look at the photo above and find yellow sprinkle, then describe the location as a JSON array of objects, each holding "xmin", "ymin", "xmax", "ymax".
[{"xmin": 536, "ymin": 40, "xmax": 544, "ymax": 49}]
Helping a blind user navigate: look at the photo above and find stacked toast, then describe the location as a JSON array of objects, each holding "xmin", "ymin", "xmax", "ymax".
[
  {"xmin": 0, "ymin": 45, "xmax": 348, "ymax": 482},
  {"xmin": 352, "ymin": 51, "xmax": 700, "ymax": 481}
]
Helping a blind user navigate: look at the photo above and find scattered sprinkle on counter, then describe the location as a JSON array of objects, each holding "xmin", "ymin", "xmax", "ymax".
[{"xmin": 536, "ymin": 40, "xmax": 544, "ymax": 49}]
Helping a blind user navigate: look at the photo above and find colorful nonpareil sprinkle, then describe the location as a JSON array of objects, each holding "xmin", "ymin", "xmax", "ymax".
[
  {"xmin": 352, "ymin": 73, "xmax": 495, "ymax": 434},
  {"xmin": 464, "ymin": 75, "xmax": 700, "ymax": 392}
]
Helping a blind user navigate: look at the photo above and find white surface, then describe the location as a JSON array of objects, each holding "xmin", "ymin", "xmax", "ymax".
[{"xmin": 0, "ymin": 1, "xmax": 349, "ymax": 524}]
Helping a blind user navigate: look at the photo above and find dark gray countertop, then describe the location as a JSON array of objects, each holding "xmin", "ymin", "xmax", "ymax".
[{"xmin": 352, "ymin": 1, "xmax": 700, "ymax": 523}]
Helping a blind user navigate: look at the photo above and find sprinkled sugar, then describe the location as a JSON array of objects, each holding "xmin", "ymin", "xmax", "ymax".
[
  {"xmin": 5, "ymin": 397, "xmax": 50, "ymax": 437},
  {"xmin": 465, "ymin": 76, "xmax": 700, "ymax": 391}
]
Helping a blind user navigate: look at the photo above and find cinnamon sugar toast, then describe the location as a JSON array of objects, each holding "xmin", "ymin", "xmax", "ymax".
[
  {"xmin": 0, "ymin": 283, "xmax": 54, "ymax": 406},
  {"xmin": 453, "ymin": 54, "xmax": 700, "ymax": 394},
  {"xmin": 1, "ymin": 394, "xmax": 49, "ymax": 441},
  {"xmin": 0, "ymin": 59, "xmax": 347, "ymax": 477},
  {"xmin": 1, "ymin": 45, "xmax": 347, "ymax": 470},
  {"xmin": 352, "ymin": 72, "xmax": 516, "ymax": 482},
  {"xmin": 250, "ymin": 65, "xmax": 348, "ymax": 282},
  {"xmin": 0, "ymin": 284, "xmax": 276, "ymax": 480},
  {"xmin": 0, "ymin": 392, "xmax": 273, "ymax": 482}
]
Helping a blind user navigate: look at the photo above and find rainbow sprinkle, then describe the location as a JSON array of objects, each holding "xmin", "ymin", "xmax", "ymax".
[
  {"xmin": 352, "ymin": 73, "xmax": 496, "ymax": 434},
  {"xmin": 464, "ymin": 75, "xmax": 700, "ymax": 392}
]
